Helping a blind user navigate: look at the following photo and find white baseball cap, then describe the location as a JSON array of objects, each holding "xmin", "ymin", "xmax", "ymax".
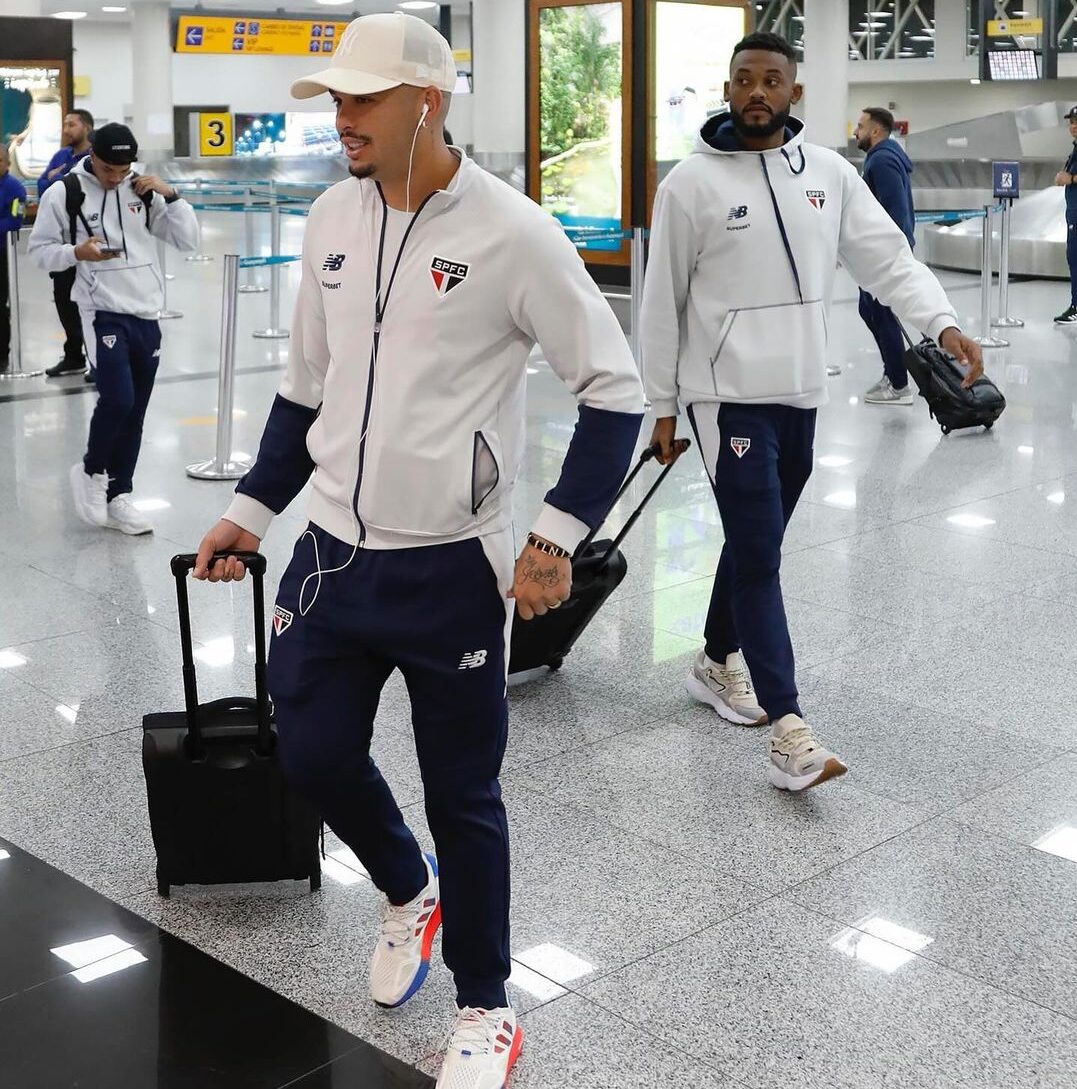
[{"xmin": 291, "ymin": 13, "xmax": 456, "ymax": 100}]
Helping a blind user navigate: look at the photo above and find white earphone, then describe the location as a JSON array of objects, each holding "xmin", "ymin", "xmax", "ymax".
[{"xmin": 419, "ymin": 101, "xmax": 430, "ymax": 127}]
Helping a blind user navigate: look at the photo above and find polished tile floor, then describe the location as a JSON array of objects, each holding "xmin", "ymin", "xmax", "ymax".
[{"xmin": 3, "ymin": 210, "xmax": 1077, "ymax": 1088}]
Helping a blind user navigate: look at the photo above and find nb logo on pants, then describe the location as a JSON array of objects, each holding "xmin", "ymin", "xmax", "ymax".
[{"xmin": 458, "ymin": 650, "xmax": 488, "ymax": 670}]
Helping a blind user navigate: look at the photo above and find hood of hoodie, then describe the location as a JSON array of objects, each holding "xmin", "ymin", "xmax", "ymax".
[
  {"xmin": 864, "ymin": 137, "xmax": 914, "ymax": 177},
  {"xmin": 697, "ymin": 111, "xmax": 805, "ymax": 157}
]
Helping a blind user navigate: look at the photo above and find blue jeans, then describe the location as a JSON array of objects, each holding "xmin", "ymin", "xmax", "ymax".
[{"xmin": 83, "ymin": 312, "xmax": 161, "ymax": 501}]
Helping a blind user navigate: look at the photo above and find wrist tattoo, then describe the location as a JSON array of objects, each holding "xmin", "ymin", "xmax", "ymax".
[{"xmin": 521, "ymin": 553, "xmax": 562, "ymax": 589}]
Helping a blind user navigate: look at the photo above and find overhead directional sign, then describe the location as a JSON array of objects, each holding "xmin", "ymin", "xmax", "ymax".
[
  {"xmin": 176, "ymin": 16, "xmax": 349, "ymax": 56},
  {"xmin": 987, "ymin": 18, "xmax": 1043, "ymax": 37}
]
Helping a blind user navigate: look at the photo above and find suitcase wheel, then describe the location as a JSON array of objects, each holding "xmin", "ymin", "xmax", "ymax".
[
  {"xmin": 548, "ymin": 656, "xmax": 564, "ymax": 672},
  {"xmin": 156, "ymin": 871, "xmax": 171, "ymax": 898}
]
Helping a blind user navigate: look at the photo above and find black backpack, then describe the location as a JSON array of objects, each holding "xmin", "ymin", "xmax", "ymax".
[
  {"xmin": 62, "ymin": 172, "xmax": 153, "ymax": 244},
  {"xmin": 902, "ymin": 334, "xmax": 1006, "ymax": 435}
]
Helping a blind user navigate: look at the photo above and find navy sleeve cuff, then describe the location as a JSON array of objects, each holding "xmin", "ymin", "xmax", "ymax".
[
  {"xmin": 544, "ymin": 404, "xmax": 644, "ymax": 532},
  {"xmin": 235, "ymin": 394, "xmax": 319, "ymax": 514}
]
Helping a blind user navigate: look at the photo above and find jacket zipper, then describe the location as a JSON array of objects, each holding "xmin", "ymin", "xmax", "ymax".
[{"xmin": 350, "ymin": 184, "xmax": 439, "ymax": 545}]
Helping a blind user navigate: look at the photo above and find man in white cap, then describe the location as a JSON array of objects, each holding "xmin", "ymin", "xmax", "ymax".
[{"xmin": 193, "ymin": 13, "xmax": 644, "ymax": 1086}]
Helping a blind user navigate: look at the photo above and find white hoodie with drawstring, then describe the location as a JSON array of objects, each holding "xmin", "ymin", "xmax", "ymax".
[
  {"xmin": 641, "ymin": 114, "xmax": 958, "ymax": 417},
  {"xmin": 28, "ymin": 157, "xmax": 200, "ymax": 320}
]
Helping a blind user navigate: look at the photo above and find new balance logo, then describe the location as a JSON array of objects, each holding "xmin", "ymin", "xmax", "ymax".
[
  {"xmin": 458, "ymin": 649, "xmax": 488, "ymax": 670},
  {"xmin": 102, "ymin": 335, "xmax": 117, "ymax": 349},
  {"xmin": 322, "ymin": 253, "xmax": 345, "ymax": 272},
  {"xmin": 727, "ymin": 205, "xmax": 748, "ymax": 220}
]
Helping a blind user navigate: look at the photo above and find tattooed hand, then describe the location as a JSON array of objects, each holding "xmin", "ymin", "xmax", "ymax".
[{"xmin": 508, "ymin": 543, "xmax": 572, "ymax": 621}]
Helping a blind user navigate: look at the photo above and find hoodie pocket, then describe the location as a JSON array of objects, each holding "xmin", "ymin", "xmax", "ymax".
[
  {"xmin": 710, "ymin": 300, "xmax": 828, "ymax": 402},
  {"xmin": 361, "ymin": 428, "xmax": 504, "ymax": 538}
]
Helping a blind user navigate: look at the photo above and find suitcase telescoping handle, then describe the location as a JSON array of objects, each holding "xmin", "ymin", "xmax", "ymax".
[
  {"xmin": 169, "ymin": 552, "xmax": 272, "ymax": 760},
  {"xmin": 576, "ymin": 439, "xmax": 692, "ymax": 565}
]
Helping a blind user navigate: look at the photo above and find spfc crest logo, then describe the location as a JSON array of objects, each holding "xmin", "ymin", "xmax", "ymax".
[
  {"xmin": 806, "ymin": 189, "xmax": 826, "ymax": 210},
  {"xmin": 430, "ymin": 256, "xmax": 469, "ymax": 296},
  {"xmin": 128, "ymin": 201, "xmax": 143, "ymax": 214},
  {"xmin": 730, "ymin": 437, "xmax": 751, "ymax": 458},
  {"xmin": 272, "ymin": 605, "xmax": 293, "ymax": 636}
]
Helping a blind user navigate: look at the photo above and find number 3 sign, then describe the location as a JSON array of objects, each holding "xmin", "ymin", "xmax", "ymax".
[{"xmin": 199, "ymin": 113, "xmax": 234, "ymax": 157}]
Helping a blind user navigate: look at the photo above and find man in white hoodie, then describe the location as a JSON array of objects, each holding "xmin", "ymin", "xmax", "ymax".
[
  {"xmin": 642, "ymin": 32, "xmax": 983, "ymax": 791},
  {"xmin": 29, "ymin": 123, "xmax": 200, "ymax": 535},
  {"xmin": 190, "ymin": 14, "xmax": 644, "ymax": 1088}
]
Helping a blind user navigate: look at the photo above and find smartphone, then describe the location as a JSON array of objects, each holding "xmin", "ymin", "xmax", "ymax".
[{"xmin": 98, "ymin": 248, "xmax": 123, "ymax": 258}]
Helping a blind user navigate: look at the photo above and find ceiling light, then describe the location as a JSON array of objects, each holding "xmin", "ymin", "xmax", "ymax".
[
  {"xmin": 73, "ymin": 948, "xmax": 147, "ymax": 983},
  {"xmin": 194, "ymin": 637, "xmax": 234, "ymax": 667},
  {"xmin": 947, "ymin": 513, "xmax": 995, "ymax": 529},
  {"xmin": 507, "ymin": 961, "xmax": 567, "ymax": 1002},
  {"xmin": 399, "ymin": 1, "xmax": 439, "ymax": 9},
  {"xmin": 514, "ymin": 943, "xmax": 595, "ymax": 985},
  {"xmin": 101, "ymin": 6, "xmax": 127, "ymax": 11},
  {"xmin": 970, "ymin": 78, "xmax": 982, "ymax": 85},
  {"xmin": 823, "ymin": 490, "xmax": 857, "ymax": 510},
  {"xmin": 52, "ymin": 11, "xmax": 88, "ymax": 18},
  {"xmin": 1034, "ymin": 824, "xmax": 1077, "ymax": 863},
  {"xmin": 52, "ymin": 934, "xmax": 133, "ymax": 970},
  {"xmin": 316, "ymin": 0, "xmax": 353, "ymax": 5}
]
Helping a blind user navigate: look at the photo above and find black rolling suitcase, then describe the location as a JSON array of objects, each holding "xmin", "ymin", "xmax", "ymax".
[
  {"xmin": 142, "ymin": 552, "xmax": 322, "ymax": 898},
  {"xmin": 508, "ymin": 440, "xmax": 690, "ymax": 676},
  {"xmin": 902, "ymin": 330, "xmax": 1006, "ymax": 435}
]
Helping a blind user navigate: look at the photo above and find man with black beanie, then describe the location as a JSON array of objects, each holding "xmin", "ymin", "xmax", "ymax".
[{"xmin": 29, "ymin": 123, "xmax": 199, "ymax": 535}]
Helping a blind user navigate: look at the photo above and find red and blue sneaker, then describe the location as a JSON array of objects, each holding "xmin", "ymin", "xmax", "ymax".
[
  {"xmin": 369, "ymin": 852, "xmax": 441, "ymax": 1008},
  {"xmin": 436, "ymin": 1005, "xmax": 522, "ymax": 1088}
]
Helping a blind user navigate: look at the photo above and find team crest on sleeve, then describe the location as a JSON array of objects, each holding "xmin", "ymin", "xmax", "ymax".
[
  {"xmin": 730, "ymin": 437, "xmax": 751, "ymax": 458},
  {"xmin": 806, "ymin": 189, "xmax": 826, "ymax": 210},
  {"xmin": 430, "ymin": 256, "xmax": 469, "ymax": 296}
]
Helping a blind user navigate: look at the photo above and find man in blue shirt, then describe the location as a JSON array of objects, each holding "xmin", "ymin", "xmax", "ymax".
[
  {"xmin": 0, "ymin": 146, "xmax": 27, "ymax": 373},
  {"xmin": 854, "ymin": 107, "xmax": 917, "ymax": 405},
  {"xmin": 1054, "ymin": 106, "xmax": 1077, "ymax": 324},
  {"xmin": 38, "ymin": 108, "xmax": 94, "ymax": 378}
]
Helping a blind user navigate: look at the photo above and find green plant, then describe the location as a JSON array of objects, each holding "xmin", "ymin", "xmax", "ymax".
[{"xmin": 539, "ymin": 6, "xmax": 622, "ymax": 161}]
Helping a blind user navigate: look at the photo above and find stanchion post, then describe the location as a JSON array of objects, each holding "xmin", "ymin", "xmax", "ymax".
[
  {"xmin": 629, "ymin": 226, "xmax": 644, "ymax": 370},
  {"xmin": 185, "ymin": 178, "xmax": 214, "ymax": 263},
  {"xmin": 974, "ymin": 205, "xmax": 1008, "ymax": 348},
  {"xmin": 253, "ymin": 188, "xmax": 289, "ymax": 339},
  {"xmin": 186, "ymin": 254, "xmax": 253, "ymax": 480},
  {"xmin": 238, "ymin": 185, "xmax": 267, "ymax": 294},
  {"xmin": 1, "ymin": 231, "xmax": 43, "ymax": 380},
  {"xmin": 993, "ymin": 197, "xmax": 1024, "ymax": 329},
  {"xmin": 156, "ymin": 238, "xmax": 182, "ymax": 320}
]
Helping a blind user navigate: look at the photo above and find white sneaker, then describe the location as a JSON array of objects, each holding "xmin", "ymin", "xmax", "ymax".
[
  {"xmin": 864, "ymin": 377, "xmax": 914, "ymax": 406},
  {"xmin": 768, "ymin": 714, "xmax": 848, "ymax": 792},
  {"xmin": 685, "ymin": 650, "xmax": 767, "ymax": 726},
  {"xmin": 436, "ymin": 1006, "xmax": 522, "ymax": 1089},
  {"xmin": 370, "ymin": 853, "xmax": 441, "ymax": 1008},
  {"xmin": 70, "ymin": 463, "xmax": 108, "ymax": 527},
  {"xmin": 104, "ymin": 494, "xmax": 154, "ymax": 536}
]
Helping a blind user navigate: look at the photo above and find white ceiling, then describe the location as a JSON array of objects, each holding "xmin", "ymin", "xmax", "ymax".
[{"xmin": 39, "ymin": 1, "xmax": 467, "ymax": 25}]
